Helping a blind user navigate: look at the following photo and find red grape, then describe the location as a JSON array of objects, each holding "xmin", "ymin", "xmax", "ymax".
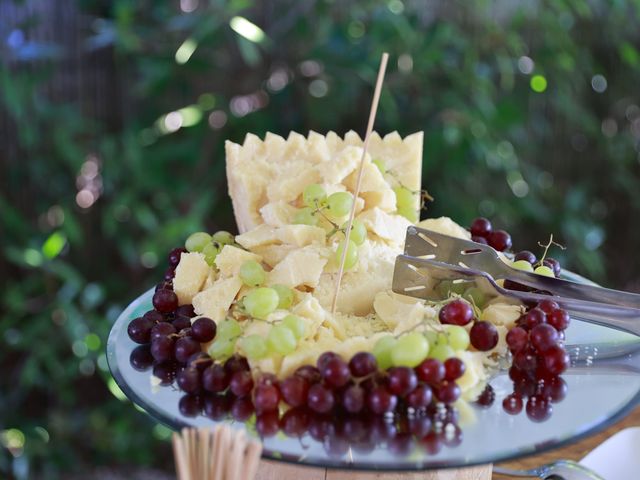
[
  {"xmin": 128, "ymin": 317, "xmax": 155, "ymax": 344},
  {"xmin": 415, "ymin": 358, "xmax": 445, "ymax": 385},
  {"xmin": 321, "ymin": 357, "xmax": 351, "ymax": 388},
  {"xmin": 530, "ymin": 323, "xmax": 559, "ymax": 352},
  {"xmin": 523, "ymin": 308, "xmax": 547, "ymax": 330},
  {"xmin": 187, "ymin": 352, "xmax": 213, "ymax": 371},
  {"xmin": 191, "ymin": 317, "xmax": 216, "ymax": 343},
  {"xmin": 543, "ymin": 257, "xmax": 561, "ymax": 277},
  {"xmin": 348, "ymin": 352, "xmax": 377, "ymax": 377},
  {"xmin": 421, "ymin": 432, "xmax": 443, "ymax": 455},
  {"xmin": 152, "ymin": 289, "xmax": 178, "ymax": 313},
  {"xmin": 202, "ymin": 364, "xmax": 230, "ymax": 392},
  {"xmin": 150, "ymin": 336, "xmax": 174, "ymax": 362},
  {"xmin": 163, "ymin": 268, "xmax": 175, "ymax": 281},
  {"xmin": 129, "ymin": 345, "xmax": 153, "ymax": 371},
  {"xmin": 406, "ymin": 384, "xmax": 433, "ymax": 409},
  {"xmin": 444, "ymin": 358, "xmax": 466, "ymax": 381},
  {"xmin": 224, "ymin": 356, "xmax": 250, "ymax": 374},
  {"xmin": 537, "ymin": 299, "xmax": 559, "ymax": 314},
  {"xmin": 488, "ymin": 230, "xmax": 512, "ymax": 251},
  {"xmin": 176, "ymin": 367, "xmax": 201, "ymax": 394},
  {"xmin": 435, "ymin": 381, "xmax": 460, "ymax": 404},
  {"xmin": 256, "ymin": 411, "xmax": 280, "ymax": 437},
  {"xmin": 470, "ymin": 321, "xmax": 499, "ymax": 351},
  {"xmin": 168, "ymin": 247, "xmax": 186, "ymax": 267},
  {"xmin": 475, "ymin": 384, "xmax": 495, "ymax": 408},
  {"xmin": 254, "ymin": 383, "xmax": 281, "ymax": 413},
  {"xmin": 502, "ymin": 393, "xmax": 523, "ymax": 415},
  {"xmin": 387, "ymin": 367, "xmax": 418, "ymax": 396},
  {"xmin": 342, "ymin": 385, "xmax": 365, "ymax": 413},
  {"xmin": 175, "ymin": 304, "xmax": 195, "ymax": 318},
  {"xmin": 280, "ymin": 407, "xmax": 310, "ymax": 437},
  {"xmin": 542, "ymin": 345, "xmax": 569, "ymax": 375},
  {"xmin": 526, "ymin": 395, "xmax": 552, "ymax": 422},
  {"xmin": 542, "ymin": 376, "xmax": 568, "ymax": 403},
  {"xmin": 470, "ymin": 217, "xmax": 492, "ymax": 237},
  {"xmin": 408, "ymin": 416, "xmax": 432, "ymax": 437},
  {"xmin": 151, "ymin": 322, "xmax": 176, "ymax": 342},
  {"xmin": 307, "ymin": 384, "xmax": 335, "ymax": 413},
  {"xmin": 172, "ymin": 315, "xmax": 192, "ymax": 331},
  {"xmin": 203, "ymin": 393, "xmax": 232, "ymax": 420},
  {"xmin": 174, "ymin": 337, "xmax": 201, "ymax": 363},
  {"xmin": 229, "ymin": 370, "xmax": 254, "ymax": 397},
  {"xmin": 317, "ymin": 351, "xmax": 339, "ymax": 370},
  {"xmin": 367, "ymin": 387, "xmax": 397, "ymax": 414},
  {"xmin": 152, "ymin": 362, "xmax": 178, "ymax": 385},
  {"xmin": 280, "ymin": 376, "xmax": 310, "ymax": 407},
  {"xmin": 514, "ymin": 349, "xmax": 538, "ymax": 373},
  {"xmin": 144, "ymin": 310, "xmax": 164, "ymax": 323},
  {"xmin": 231, "ymin": 397, "xmax": 254, "ymax": 421},
  {"xmin": 548, "ymin": 309, "xmax": 570, "ymax": 331},
  {"xmin": 295, "ymin": 365, "xmax": 322, "ymax": 384},
  {"xmin": 506, "ymin": 326, "xmax": 528, "ymax": 353},
  {"xmin": 472, "ymin": 235, "xmax": 488, "ymax": 245},
  {"xmin": 178, "ymin": 394, "xmax": 202, "ymax": 417},
  {"xmin": 439, "ymin": 299, "xmax": 474, "ymax": 326},
  {"xmin": 514, "ymin": 250, "xmax": 537, "ymax": 264}
]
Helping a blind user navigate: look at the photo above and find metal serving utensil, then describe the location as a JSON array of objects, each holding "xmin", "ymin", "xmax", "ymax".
[
  {"xmin": 403, "ymin": 226, "xmax": 640, "ymax": 309},
  {"xmin": 391, "ymin": 255, "xmax": 640, "ymax": 337}
]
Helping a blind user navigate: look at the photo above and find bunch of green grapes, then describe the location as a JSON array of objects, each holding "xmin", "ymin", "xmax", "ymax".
[
  {"xmin": 239, "ymin": 314, "xmax": 307, "ymax": 360},
  {"xmin": 184, "ymin": 230, "xmax": 236, "ymax": 266}
]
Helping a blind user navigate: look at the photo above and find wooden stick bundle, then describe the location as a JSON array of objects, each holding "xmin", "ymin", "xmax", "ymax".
[{"xmin": 172, "ymin": 425, "xmax": 262, "ymax": 480}]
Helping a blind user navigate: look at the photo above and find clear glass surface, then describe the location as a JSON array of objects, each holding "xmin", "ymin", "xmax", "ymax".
[{"xmin": 107, "ymin": 271, "xmax": 640, "ymax": 471}]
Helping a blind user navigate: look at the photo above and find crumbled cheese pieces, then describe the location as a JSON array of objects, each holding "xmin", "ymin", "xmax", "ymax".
[
  {"xmin": 192, "ymin": 277, "xmax": 243, "ymax": 323},
  {"xmin": 358, "ymin": 207, "xmax": 412, "ymax": 245},
  {"xmin": 173, "ymin": 252, "xmax": 210, "ymax": 305},
  {"xmin": 267, "ymin": 246, "xmax": 328, "ymax": 289},
  {"xmin": 214, "ymin": 245, "xmax": 262, "ymax": 278}
]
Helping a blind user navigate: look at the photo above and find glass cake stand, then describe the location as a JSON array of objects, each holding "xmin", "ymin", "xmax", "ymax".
[{"xmin": 107, "ymin": 271, "xmax": 640, "ymax": 471}]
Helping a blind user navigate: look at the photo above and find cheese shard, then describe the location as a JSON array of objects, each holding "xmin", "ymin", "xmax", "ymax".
[
  {"xmin": 416, "ymin": 216, "xmax": 471, "ymax": 240},
  {"xmin": 214, "ymin": 245, "xmax": 262, "ymax": 278},
  {"xmin": 358, "ymin": 207, "xmax": 412, "ymax": 246},
  {"xmin": 173, "ymin": 252, "xmax": 210, "ymax": 305},
  {"xmin": 225, "ymin": 130, "xmax": 424, "ymax": 233},
  {"xmin": 267, "ymin": 246, "xmax": 328, "ymax": 288},
  {"xmin": 192, "ymin": 276, "xmax": 243, "ymax": 322}
]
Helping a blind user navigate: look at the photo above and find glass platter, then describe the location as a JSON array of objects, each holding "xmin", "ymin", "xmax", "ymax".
[{"xmin": 107, "ymin": 271, "xmax": 640, "ymax": 471}]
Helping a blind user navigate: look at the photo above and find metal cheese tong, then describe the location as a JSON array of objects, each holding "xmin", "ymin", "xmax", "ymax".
[
  {"xmin": 402, "ymin": 226, "xmax": 640, "ymax": 309},
  {"xmin": 392, "ymin": 228, "xmax": 640, "ymax": 338}
]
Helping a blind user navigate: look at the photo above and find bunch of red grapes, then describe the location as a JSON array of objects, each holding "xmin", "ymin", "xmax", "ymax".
[{"xmin": 502, "ymin": 299, "xmax": 571, "ymax": 422}]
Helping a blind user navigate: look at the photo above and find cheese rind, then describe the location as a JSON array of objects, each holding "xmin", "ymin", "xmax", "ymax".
[{"xmin": 173, "ymin": 252, "xmax": 210, "ymax": 305}]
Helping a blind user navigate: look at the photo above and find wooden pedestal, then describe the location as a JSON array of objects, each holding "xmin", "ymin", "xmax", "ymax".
[{"xmin": 255, "ymin": 460, "xmax": 492, "ymax": 480}]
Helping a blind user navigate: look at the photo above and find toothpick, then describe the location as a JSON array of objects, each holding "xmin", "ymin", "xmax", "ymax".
[{"xmin": 331, "ymin": 52, "xmax": 389, "ymax": 315}]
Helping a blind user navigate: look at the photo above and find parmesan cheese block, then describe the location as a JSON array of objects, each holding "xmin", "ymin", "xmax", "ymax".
[
  {"xmin": 416, "ymin": 216, "xmax": 472, "ymax": 240},
  {"xmin": 214, "ymin": 245, "xmax": 262, "ymax": 278},
  {"xmin": 192, "ymin": 277, "xmax": 243, "ymax": 322},
  {"xmin": 226, "ymin": 130, "xmax": 424, "ymax": 233},
  {"xmin": 173, "ymin": 252, "xmax": 210, "ymax": 305}
]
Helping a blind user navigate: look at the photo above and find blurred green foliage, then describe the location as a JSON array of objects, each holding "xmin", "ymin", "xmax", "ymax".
[{"xmin": 1, "ymin": 0, "xmax": 640, "ymax": 477}]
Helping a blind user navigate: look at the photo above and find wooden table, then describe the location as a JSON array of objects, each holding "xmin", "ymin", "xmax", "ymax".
[{"xmin": 256, "ymin": 405, "xmax": 640, "ymax": 480}]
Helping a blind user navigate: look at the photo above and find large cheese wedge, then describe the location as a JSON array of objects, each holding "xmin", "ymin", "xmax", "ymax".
[{"xmin": 226, "ymin": 130, "xmax": 423, "ymax": 233}]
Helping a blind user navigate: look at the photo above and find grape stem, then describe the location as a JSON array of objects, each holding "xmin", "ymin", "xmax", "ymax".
[{"xmin": 535, "ymin": 234, "xmax": 566, "ymax": 268}]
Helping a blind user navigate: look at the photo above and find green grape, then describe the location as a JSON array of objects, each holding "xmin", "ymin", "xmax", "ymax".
[
  {"xmin": 512, "ymin": 260, "xmax": 534, "ymax": 272},
  {"xmin": 293, "ymin": 207, "xmax": 318, "ymax": 226},
  {"xmin": 212, "ymin": 231, "xmax": 235, "ymax": 245},
  {"xmin": 429, "ymin": 343, "xmax": 455, "ymax": 362},
  {"xmin": 217, "ymin": 319, "xmax": 242, "ymax": 340},
  {"xmin": 436, "ymin": 332, "xmax": 449, "ymax": 346},
  {"xmin": 185, "ymin": 232, "xmax": 212, "ymax": 253},
  {"xmin": 397, "ymin": 206, "xmax": 419, "ymax": 223},
  {"xmin": 393, "ymin": 186, "xmax": 414, "ymax": 209},
  {"xmin": 463, "ymin": 287, "xmax": 486, "ymax": 307},
  {"xmin": 326, "ymin": 192, "xmax": 353, "ymax": 218},
  {"xmin": 372, "ymin": 158, "xmax": 386, "ymax": 174},
  {"xmin": 267, "ymin": 325, "xmax": 297, "ymax": 355},
  {"xmin": 282, "ymin": 314, "xmax": 306, "ymax": 339},
  {"xmin": 244, "ymin": 287, "xmax": 279, "ymax": 319},
  {"xmin": 343, "ymin": 219, "xmax": 367, "ymax": 246},
  {"xmin": 239, "ymin": 335, "xmax": 268, "ymax": 360},
  {"xmin": 424, "ymin": 330, "xmax": 439, "ymax": 347},
  {"xmin": 334, "ymin": 240, "xmax": 358, "ymax": 270},
  {"xmin": 303, "ymin": 184, "xmax": 327, "ymax": 207},
  {"xmin": 444, "ymin": 325, "xmax": 470, "ymax": 351},
  {"xmin": 208, "ymin": 337, "xmax": 236, "ymax": 360},
  {"xmin": 391, "ymin": 332, "xmax": 429, "ymax": 367},
  {"xmin": 202, "ymin": 242, "xmax": 220, "ymax": 266},
  {"xmin": 272, "ymin": 284, "xmax": 294, "ymax": 309},
  {"xmin": 373, "ymin": 336, "xmax": 396, "ymax": 370},
  {"xmin": 239, "ymin": 260, "xmax": 266, "ymax": 287},
  {"xmin": 534, "ymin": 265, "xmax": 554, "ymax": 277}
]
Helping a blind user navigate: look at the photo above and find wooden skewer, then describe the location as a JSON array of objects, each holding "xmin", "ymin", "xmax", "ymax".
[{"xmin": 331, "ymin": 52, "xmax": 389, "ymax": 315}]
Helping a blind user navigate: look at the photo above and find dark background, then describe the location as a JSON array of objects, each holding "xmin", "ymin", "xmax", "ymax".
[{"xmin": 1, "ymin": 0, "xmax": 639, "ymax": 478}]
